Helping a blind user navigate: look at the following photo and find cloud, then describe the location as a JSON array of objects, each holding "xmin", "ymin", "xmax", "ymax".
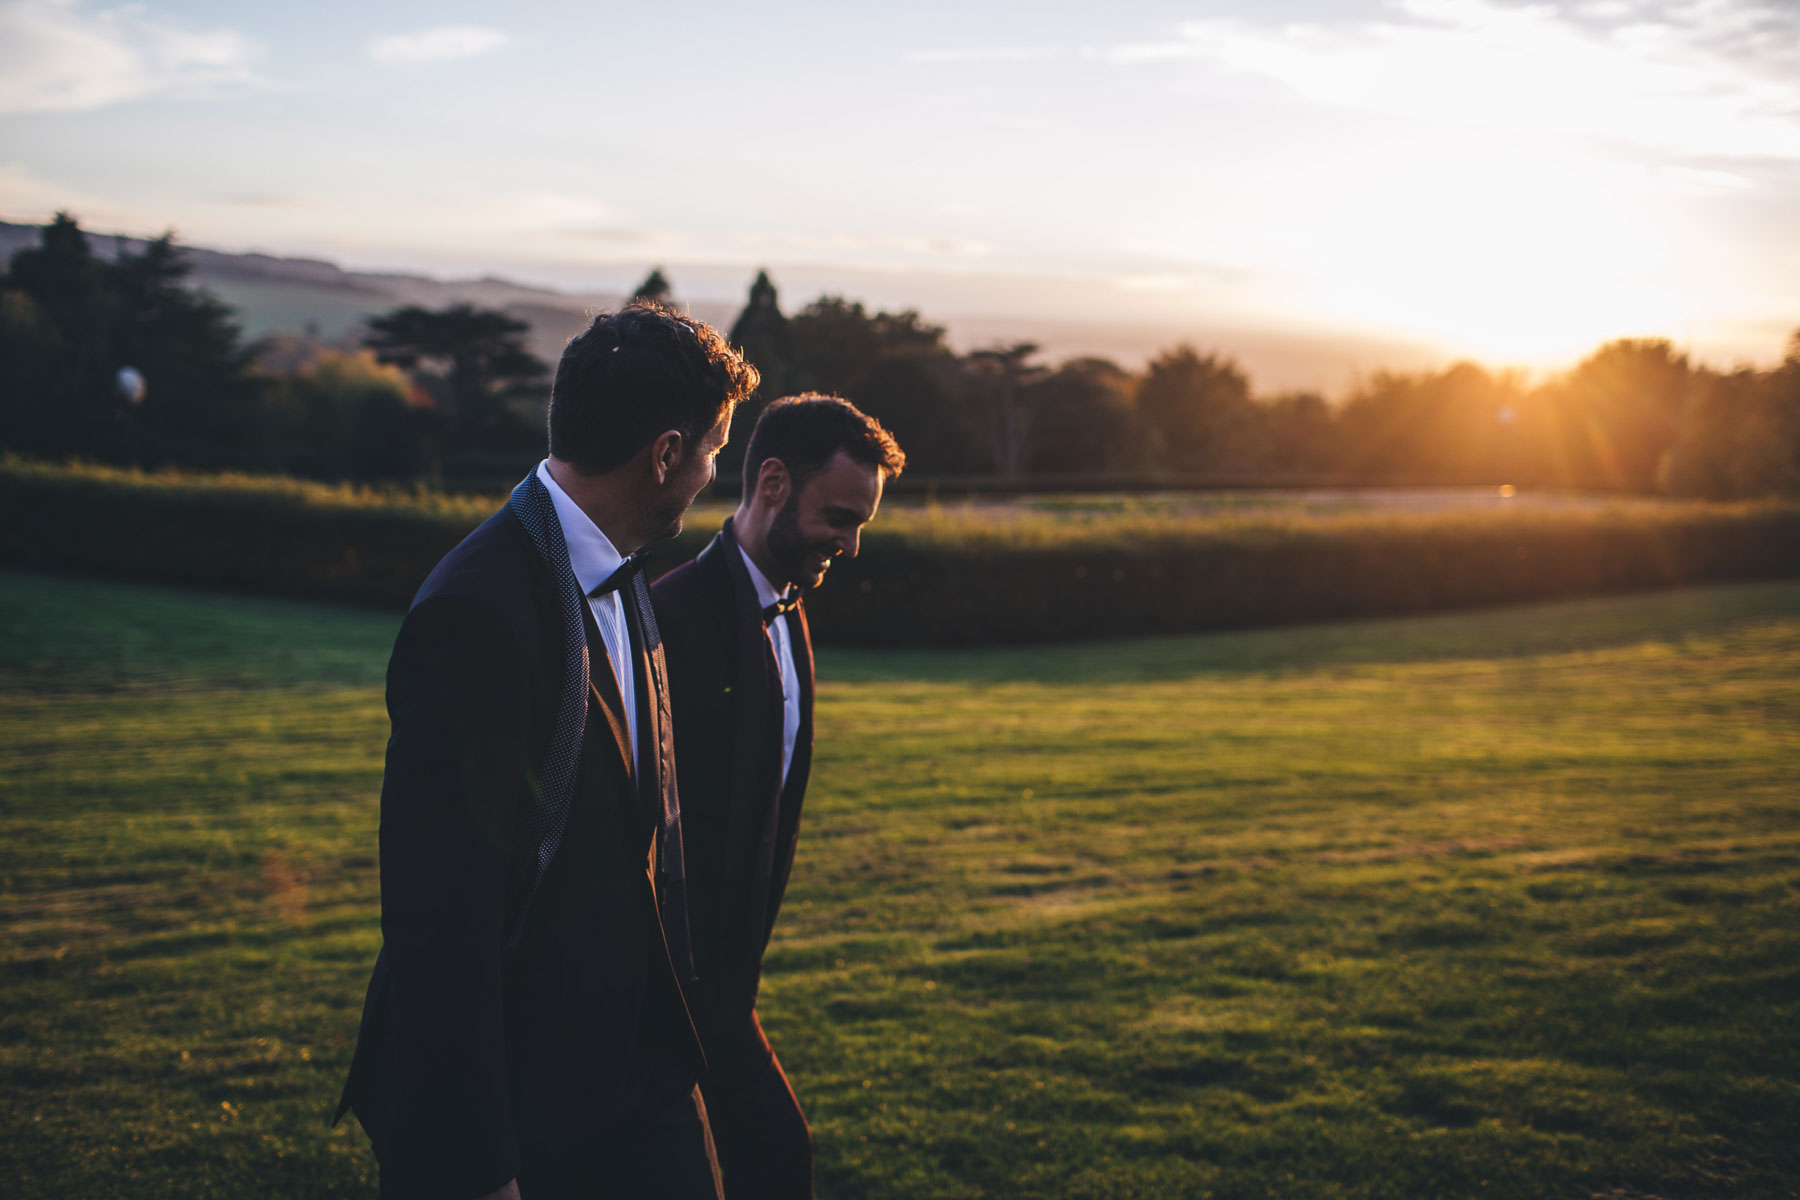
[
  {"xmin": 0, "ymin": 160, "xmax": 142, "ymax": 227},
  {"xmin": 208, "ymin": 193, "xmax": 316, "ymax": 208},
  {"xmin": 0, "ymin": 0, "xmax": 259, "ymax": 114},
  {"xmin": 1105, "ymin": 0, "xmax": 1800, "ymax": 161},
  {"xmin": 721, "ymin": 230, "xmax": 994, "ymax": 261},
  {"xmin": 906, "ymin": 46, "xmax": 1067, "ymax": 65},
  {"xmin": 912, "ymin": 237, "xmax": 991, "ymax": 257},
  {"xmin": 558, "ymin": 228, "xmax": 654, "ymax": 244},
  {"xmin": 368, "ymin": 26, "xmax": 508, "ymax": 65},
  {"xmin": 487, "ymin": 190, "xmax": 610, "ymax": 229},
  {"xmin": 1112, "ymin": 273, "xmax": 1200, "ymax": 294}
]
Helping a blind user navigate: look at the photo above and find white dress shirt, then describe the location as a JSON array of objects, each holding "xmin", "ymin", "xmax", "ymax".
[
  {"xmin": 738, "ymin": 545, "xmax": 800, "ymax": 791},
  {"xmin": 537, "ymin": 460, "xmax": 637, "ymax": 765}
]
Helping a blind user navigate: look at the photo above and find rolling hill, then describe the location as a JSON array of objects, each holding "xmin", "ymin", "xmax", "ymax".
[
  {"xmin": 0, "ymin": 219, "xmax": 738, "ymax": 369},
  {"xmin": 0, "ymin": 219, "xmax": 1444, "ymax": 391}
]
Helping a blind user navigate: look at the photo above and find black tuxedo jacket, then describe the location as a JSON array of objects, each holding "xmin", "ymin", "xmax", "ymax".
[
  {"xmin": 651, "ymin": 519, "xmax": 814, "ymax": 1044},
  {"xmin": 338, "ymin": 507, "xmax": 705, "ymax": 1198}
]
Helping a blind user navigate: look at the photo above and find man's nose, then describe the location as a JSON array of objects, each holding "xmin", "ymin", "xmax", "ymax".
[{"xmin": 839, "ymin": 527, "xmax": 861, "ymax": 559}]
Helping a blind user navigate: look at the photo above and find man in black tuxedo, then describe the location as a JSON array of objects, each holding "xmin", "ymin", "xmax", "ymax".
[
  {"xmin": 336, "ymin": 304, "xmax": 759, "ymax": 1200},
  {"xmin": 651, "ymin": 395, "xmax": 905, "ymax": 1199}
]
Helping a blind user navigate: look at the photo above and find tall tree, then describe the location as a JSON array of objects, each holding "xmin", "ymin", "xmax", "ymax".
[
  {"xmin": 788, "ymin": 297, "xmax": 947, "ymax": 394},
  {"xmin": 1532, "ymin": 338, "xmax": 1695, "ymax": 492},
  {"xmin": 720, "ymin": 269, "xmax": 795, "ymax": 474},
  {"xmin": 110, "ymin": 234, "xmax": 260, "ymax": 466},
  {"xmin": 0, "ymin": 214, "xmax": 110, "ymax": 457},
  {"xmin": 363, "ymin": 304, "xmax": 548, "ymax": 452},
  {"xmin": 1135, "ymin": 345, "xmax": 1257, "ymax": 473},
  {"xmin": 965, "ymin": 343, "xmax": 1049, "ymax": 477},
  {"xmin": 728, "ymin": 270, "xmax": 792, "ymax": 393},
  {"xmin": 1260, "ymin": 392, "xmax": 1338, "ymax": 474},
  {"xmin": 631, "ymin": 267, "xmax": 673, "ymax": 306},
  {"xmin": 1, "ymin": 214, "xmax": 259, "ymax": 466},
  {"xmin": 1667, "ymin": 331, "xmax": 1800, "ymax": 498},
  {"xmin": 787, "ymin": 297, "xmax": 975, "ymax": 474},
  {"xmin": 1729, "ymin": 331, "xmax": 1800, "ymax": 497},
  {"xmin": 1336, "ymin": 362, "xmax": 1522, "ymax": 483},
  {"xmin": 1029, "ymin": 357, "xmax": 1141, "ymax": 474}
]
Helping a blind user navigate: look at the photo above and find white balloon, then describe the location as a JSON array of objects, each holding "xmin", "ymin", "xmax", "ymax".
[{"xmin": 116, "ymin": 365, "xmax": 145, "ymax": 405}]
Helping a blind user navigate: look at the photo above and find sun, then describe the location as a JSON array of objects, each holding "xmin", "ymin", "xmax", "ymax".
[
  {"xmin": 1227, "ymin": 138, "xmax": 1700, "ymax": 368},
  {"xmin": 1331, "ymin": 164, "xmax": 1681, "ymax": 363}
]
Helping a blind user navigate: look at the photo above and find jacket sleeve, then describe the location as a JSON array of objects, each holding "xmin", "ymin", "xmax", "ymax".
[{"xmin": 375, "ymin": 593, "xmax": 531, "ymax": 1197}]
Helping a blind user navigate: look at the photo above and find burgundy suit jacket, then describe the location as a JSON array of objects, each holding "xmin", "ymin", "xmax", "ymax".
[{"xmin": 651, "ymin": 519, "xmax": 814, "ymax": 1044}]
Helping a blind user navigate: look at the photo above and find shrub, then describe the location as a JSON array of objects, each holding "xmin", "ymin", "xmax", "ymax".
[{"xmin": 4, "ymin": 458, "xmax": 1796, "ymax": 645}]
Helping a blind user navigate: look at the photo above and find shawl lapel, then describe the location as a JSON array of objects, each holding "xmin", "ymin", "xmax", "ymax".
[
  {"xmin": 764, "ymin": 598, "xmax": 814, "ymax": 943},
  {"xmin": 625, "ymin": 590, "xmax": 668, "ymax": 830},
  {"xmin": 624, "ymin": 570, "xmax": 699, "ymax": 988},
  {"xmin": 578, "ymin": 593, "xmax": 636, "ymax": 792},
  {"xmin": 696, "ymin": 523, "xmax": 789, "ymax": 988}
]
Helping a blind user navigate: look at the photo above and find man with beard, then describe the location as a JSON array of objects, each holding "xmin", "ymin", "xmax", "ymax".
[
  {"xmin": 651, "ymin": 394, "xmax": 904, "ymax": 1199},
  {"xmin": 336, "ymin": 304, "xmax": 758, "ymax": 1200}
]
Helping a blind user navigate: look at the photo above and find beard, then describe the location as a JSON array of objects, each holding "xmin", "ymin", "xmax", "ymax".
[
  {"xmin": 766, "ymin": 492, "xmax": 836, "ymax": 587},
  {"xmin": 643, "ymin": 458, "xmax": 714, "ymax": 543},
  {"xmin": 643, "ymin": 486, "xmax": 692, "ymax": 543}
]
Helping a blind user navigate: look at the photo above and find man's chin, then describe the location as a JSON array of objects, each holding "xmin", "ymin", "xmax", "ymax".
[{"xmin": 770, "ymin": 549, "xmax": 832, "ymax": 590}]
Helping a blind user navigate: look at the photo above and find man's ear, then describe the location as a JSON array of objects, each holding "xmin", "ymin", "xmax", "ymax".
[
  {"xmin": 755, "ymin": 457, "xmax": 791, "ymax": 507},
  {"xmin": 649, "ymin": 429, "xmax": 684, "ymax": 484}
]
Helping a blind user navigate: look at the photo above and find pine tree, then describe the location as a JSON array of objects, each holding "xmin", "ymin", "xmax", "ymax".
[
  {"xmin": 716, "ymin": 270, "xmax": 793, "ymax": 474},
  {"xmin": 965, "ymin": 343, "xmax": 1049, "ymax": 477},
  {"xmin": 111, "ymin": 234, "xmax": 259, "ymax": 465},
  {"xmin": 1, "ymin": 214, "xmax": 260, "ymax": 465},
  {"xmin": 729, "ymin": 271, "xmax": 792, "ymax": 394},
  {"xmin": 630, "ymin": 267, "xmax": 672, "ymax": 306},
  {"xmin": 0, "ymin": 214, "xmax": 109, "ymax": 456}
]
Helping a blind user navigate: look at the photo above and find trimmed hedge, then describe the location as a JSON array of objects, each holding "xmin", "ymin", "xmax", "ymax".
[
  {"xmin": 5, "ymin": 459, "xmax": 1797, "ymax": 646},
  {"xmin": 812, "ymin": 507, "xmax": 1800, "ymax": 645}
]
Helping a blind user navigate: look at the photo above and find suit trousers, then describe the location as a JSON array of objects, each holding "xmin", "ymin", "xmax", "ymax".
[
  {"xmin": 509, "ymin": 1086, "xmax": 724, "ymax": 1200},
  {"xmin": 700, "ymin": 1012, "xmax": 813, "ymax": 1200}
]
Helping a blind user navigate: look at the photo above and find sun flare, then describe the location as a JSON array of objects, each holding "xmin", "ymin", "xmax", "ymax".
[{"xmin": 1289, "ymin": 144, "xmax": 1692, "ymax": 365}]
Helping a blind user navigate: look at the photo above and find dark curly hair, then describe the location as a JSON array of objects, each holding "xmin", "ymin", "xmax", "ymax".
[
  {"xmin": 742, "ymin": 393, "xmax": 906, "ymax": 493},
  {"xmin": 548, "ymin": 302, "xmax": 760, "ymax": 474}
]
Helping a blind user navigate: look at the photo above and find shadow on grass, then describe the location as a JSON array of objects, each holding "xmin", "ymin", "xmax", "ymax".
[
  {"xmin": 8, "ymin": 567, "xmax": 1798, "ymax": 692},
  {"xmin": 0, "ymin": 568, "xmax": 399, "ymax": 693}
]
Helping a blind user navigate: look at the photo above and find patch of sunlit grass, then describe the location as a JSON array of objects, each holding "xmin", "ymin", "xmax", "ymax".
[{"xmin": 2, "ymin": 570, "xmax": 1797, "ymax": 1197}]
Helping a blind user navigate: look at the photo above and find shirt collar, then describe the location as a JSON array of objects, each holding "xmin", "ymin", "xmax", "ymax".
[
  {"xmin": 735, "ymin": 542, "xmax": 785, "ymax": 611},
  {"xmin": 536, "ymin": 459, "xmax": 625, "ymax": 596}
]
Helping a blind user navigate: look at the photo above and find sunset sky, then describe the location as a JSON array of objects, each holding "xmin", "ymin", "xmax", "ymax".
[{"xmin": 2, "ymin": 0, "xmax": 1796, "ymax": 383}]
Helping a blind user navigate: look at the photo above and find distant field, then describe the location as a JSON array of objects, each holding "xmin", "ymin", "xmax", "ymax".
[
  {"xmin": 862, "ymin": 485, "xmax": 1705, "ymax": 548},
  {"xmin": 2, "ymin": 570, "xmax": 1798, "ymax": 1198},
  {"xmin": 889, "ymin": 485, "xmax": 1655, "ymax": 518},
  {"xmin": 202, "ymin": 280, "xmax": 392, "ymax": 344}
]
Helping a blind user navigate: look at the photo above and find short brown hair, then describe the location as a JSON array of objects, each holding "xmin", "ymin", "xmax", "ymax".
[
  {"xmin": 549, "ymin": 302, "xmax": 759, "ymax": 474},
  {"xmin": 742, "ymin": 393, "xmax": 905, "ymax": 492}
]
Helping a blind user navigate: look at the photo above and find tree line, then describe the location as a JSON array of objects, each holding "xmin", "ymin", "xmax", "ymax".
[{"xmin": 2, "ymin": 214, "xmax": 1796, "ymax": 497}]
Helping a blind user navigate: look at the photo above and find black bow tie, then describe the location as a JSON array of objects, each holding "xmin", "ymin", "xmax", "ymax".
[
  {"xmin": 762, "ymin": 586, "xmax": 801, "ymax": 624},
  {"xmin": 587, "ymin": 552, "xmax": 647, "ymax": 598}
]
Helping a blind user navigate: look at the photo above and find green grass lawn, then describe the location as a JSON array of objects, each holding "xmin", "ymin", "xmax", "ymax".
[{"xmin": 2, "ymin": 569, "xmax": 1797, "ymax": 1198}]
